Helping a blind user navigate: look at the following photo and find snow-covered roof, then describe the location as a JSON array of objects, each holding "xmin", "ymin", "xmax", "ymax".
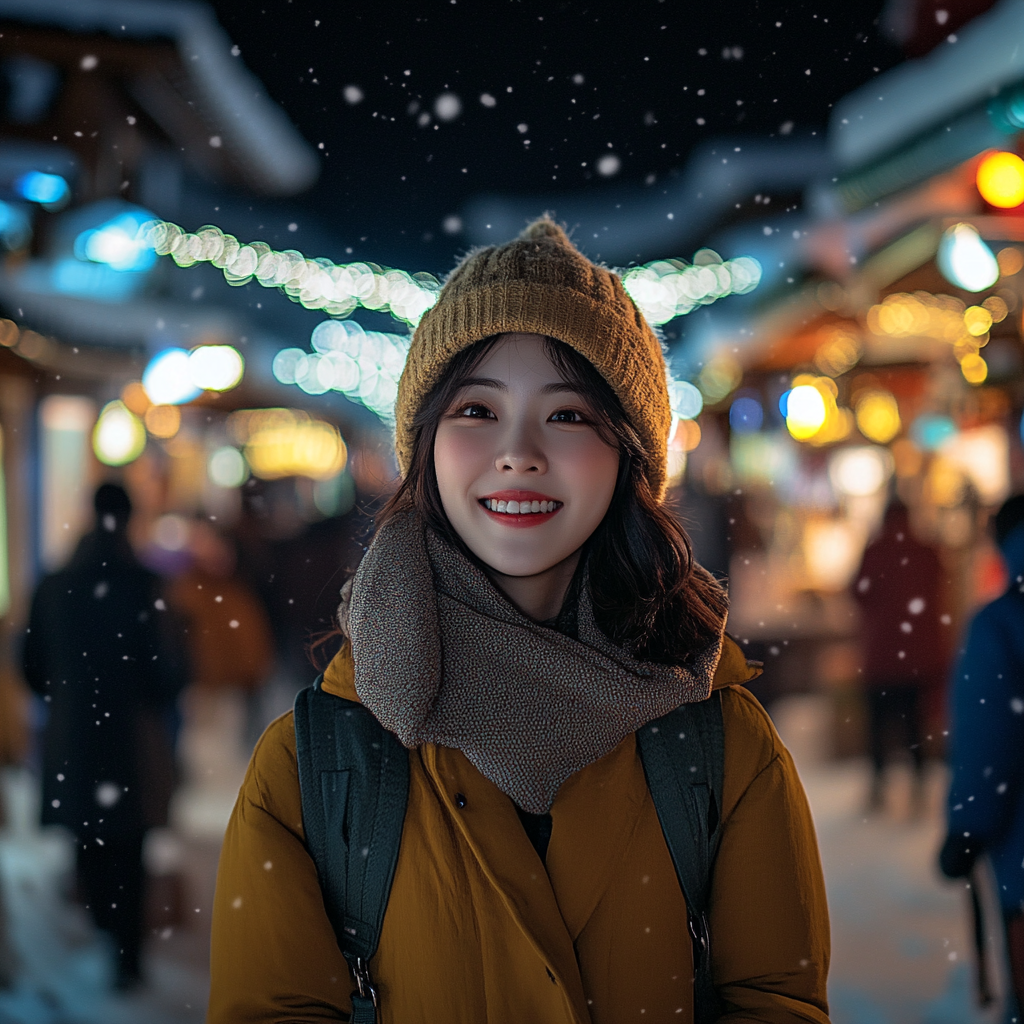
[
  {"xmin": 830, "ymin": 0, "xmax": 1024, "ymax": 169},
  {"xmin": 0, "ymin": 0, "xmax": 319, "ymax": 195}
]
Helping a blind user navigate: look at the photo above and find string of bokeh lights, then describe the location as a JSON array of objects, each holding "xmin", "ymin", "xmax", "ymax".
[
  {"xmin": 143, "ymin": 219, "xmax": 762, "ymax": 330},
  {"xmin": 138, "ymin": 219, "xmax": 761, "ymax": 430}
]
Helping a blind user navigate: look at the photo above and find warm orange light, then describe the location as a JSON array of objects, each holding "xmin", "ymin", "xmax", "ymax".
[
  {"xmin": 144, "ymin": 403, "xmax": 181, "ymax": 439},
  {"xmin": 960, "ymin": 353, "xmax": 988, "ymax": 384},
  {"xmin": 977, "ymin": 151, "xmax": 1024, "ymax": 209},
  {"xmin": 675, "ymin": 418, "xmax": 702, "ymax": 452},
  {"xmin": 121, "ymin": 381, "xmax": 151, "ymax": 416}
]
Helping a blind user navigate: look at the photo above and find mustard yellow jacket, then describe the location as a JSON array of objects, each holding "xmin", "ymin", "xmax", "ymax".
[{"xmin": 209, "ymin": 639, "xmax": 830, "ymax": 1023}]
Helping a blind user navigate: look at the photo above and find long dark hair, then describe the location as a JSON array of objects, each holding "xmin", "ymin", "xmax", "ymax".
[{"xmin": 376, "ymin": 335, "xmax": 727, "ymax": 665}]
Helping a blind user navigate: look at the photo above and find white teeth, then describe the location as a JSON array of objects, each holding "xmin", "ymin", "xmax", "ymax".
[{"xmin": 484, "ymin": 498, "xmax": 559, "ymax": 514}]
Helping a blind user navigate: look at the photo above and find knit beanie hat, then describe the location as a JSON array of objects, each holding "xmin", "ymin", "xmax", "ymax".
[{"xmin": 395, "ymin": 218, "xmax": 673, "ymax": 499}]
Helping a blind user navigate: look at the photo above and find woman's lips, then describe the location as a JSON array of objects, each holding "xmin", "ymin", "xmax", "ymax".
[{"xmin": 478, "ymin": 495, "xmax": 562, "ymax": 527}]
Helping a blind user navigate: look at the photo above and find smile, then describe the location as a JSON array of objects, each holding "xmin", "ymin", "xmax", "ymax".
[{"xmin": 481, "ymin": 498, "xmax": 561, "ymax": 515}]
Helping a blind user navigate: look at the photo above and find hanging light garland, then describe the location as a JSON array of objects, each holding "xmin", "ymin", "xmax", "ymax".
[
  {"xmin": 142, "ymin": 219, "xmax": 761, "ymax": 331},
  {"xmin": 143, "ymin": 220, "xmax": 441, "ymax": 328},
  {"xmin": 140, "ymin": 219, "xmax": 761, "ymax": 424}
]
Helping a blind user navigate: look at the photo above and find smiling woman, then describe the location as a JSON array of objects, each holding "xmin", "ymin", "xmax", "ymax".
[
  {"xmin": 433, "ymin": 334, "xmax": 619, "ymax": 619},
  {"xmin": 209, "ymin": 219, "xmax": 832, "ymax": 1024}
]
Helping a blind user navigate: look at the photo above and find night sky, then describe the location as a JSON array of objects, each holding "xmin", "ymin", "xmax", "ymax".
[{"xmin": 208, "ymin": 0, "xmax": 901, "ymax": 271}]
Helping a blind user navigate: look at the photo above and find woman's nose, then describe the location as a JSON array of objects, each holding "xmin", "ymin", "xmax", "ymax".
[{"xmin": 495, "ymin": 422, "xmax": 547, "ymax": 474}]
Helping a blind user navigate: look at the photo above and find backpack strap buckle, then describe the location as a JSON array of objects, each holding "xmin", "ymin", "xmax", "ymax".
[
  {"xmin": 688, "ymin": 910, "xmax": 711, "ymax": 957},
  {"xmin": 351, "ymin": 956, "xmax": 379, "ymax": 1007}
]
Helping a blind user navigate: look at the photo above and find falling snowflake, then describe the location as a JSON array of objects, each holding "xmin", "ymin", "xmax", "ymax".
[
  {"xmin": 95, "ymin": 782, "xmax": 121, "ymax": 808},
  {"xmin": 434, "ymin": 93, "xmax": 462, "ymax": 121}
]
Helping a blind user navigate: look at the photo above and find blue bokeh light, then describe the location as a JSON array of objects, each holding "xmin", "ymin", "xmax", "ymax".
[
  {"xmin": 910, "ymin": 414, "xmax": 957, "ymax": 452},
  {"xmin": 14, "ymin": 170, "xmax": 68, "ymax": 205},
  {"xmin": 0, "ymin": 200, "xmax": 31, "ymax": 249},
  {"xmin": 74, "ymin": 210, "xmax": 156, "ymax": 273},
  {"xmin": 730, "ymin": 395, "xmax": 764, "ymax": 433},
  {"xmin": 142, "ymin": 348, "xmax": 202, "ymax": 406}
]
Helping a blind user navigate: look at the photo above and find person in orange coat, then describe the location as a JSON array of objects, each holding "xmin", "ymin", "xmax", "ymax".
[
  {"xmin": 168, "ymin": 520, "xmax": 275, "ymax": 760},
  {"xmin": 168, "ymin": 521, "xmax": 274, "ymax": 695},
  {"xmin": 209, "ymin": 221, "xmax": 831, "ymax": 1023}
]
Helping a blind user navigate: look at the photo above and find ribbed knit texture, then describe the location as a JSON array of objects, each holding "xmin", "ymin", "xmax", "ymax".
[{"xmin": 395, "ymin": 218, "xmax": 673, "ymax": 500}]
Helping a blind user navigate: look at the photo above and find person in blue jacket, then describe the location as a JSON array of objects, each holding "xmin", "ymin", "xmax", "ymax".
[{"xmin": 940, "ymin": 493, "xmax": 1024, "ymax": 1013}]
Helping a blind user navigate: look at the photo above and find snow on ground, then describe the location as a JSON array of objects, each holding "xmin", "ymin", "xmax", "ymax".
[{"xmin": 774, "ymin": 694, "xmax": 1012, "ymax": 1024}]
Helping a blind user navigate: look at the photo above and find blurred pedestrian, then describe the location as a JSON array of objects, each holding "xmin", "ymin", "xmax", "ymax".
[
  {"xmin": 168, "ymin": 520, "xmax": 274, "ymax": 750},
  {"xmin": 22, "ymin": 483, "xmax": 186, "ymax": 990},
  {"xmin": 939, "ymin": 494, "xmax": 1024, "ymax": 1016},
  {"xmin": 853, "ymin": 500, "xmax": 946, "ymax": 814}
]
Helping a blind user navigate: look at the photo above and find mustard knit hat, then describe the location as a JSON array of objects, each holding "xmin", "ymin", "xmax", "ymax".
[{"xmin": 395, "ymin": 218, "xmax": 673, "ymax": 500}]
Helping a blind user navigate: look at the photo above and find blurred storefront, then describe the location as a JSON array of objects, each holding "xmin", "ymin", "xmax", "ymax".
[
  {"xmin": 0, "ymin": 5, "xmax": 398, "ymax": 1016},
  {"xmin": 669, "ymin": 0, "xmax": 1024, "ymax": 759},
  {"xmin": 0, "ymin": 0, "xmax": 405, "ymax": 713}
]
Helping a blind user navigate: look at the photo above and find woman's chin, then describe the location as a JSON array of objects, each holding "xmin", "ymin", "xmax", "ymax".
[{"xmin": 475, "ymin": 545, "xmax": 577, "ymax": 583}]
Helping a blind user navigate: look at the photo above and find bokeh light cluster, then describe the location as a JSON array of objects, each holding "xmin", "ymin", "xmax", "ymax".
[
  {"xmin": 227, "ymin": 408, "xmax": 347, "ymax": 481},
  {"xmin": 621, "ymin": 250, "xmax": 762, "ymax": 325},
  {"xmin": 273, "ymin": 320, "xmax": 410, "ymax": 422},
  {"xmin": 141, "ymin": 345, "xmax": 244, "ymax": 406},
  {"xmin": 867, "ymin": 290, "xmax": 1008, "ymax": 385},
  {"xmin": 144, "ymin": 220, "xmax": 441, "ymax": 328}
]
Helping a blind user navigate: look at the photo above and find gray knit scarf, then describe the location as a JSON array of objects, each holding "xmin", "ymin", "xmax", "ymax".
[{"xmin": 346, "ymin": 510, "xmax": 724, "ymax": 814}]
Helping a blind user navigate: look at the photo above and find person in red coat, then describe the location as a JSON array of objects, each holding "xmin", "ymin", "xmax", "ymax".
[{"xmin": 853, "ymin": 501, "xmax": 947, "ymax": 813}]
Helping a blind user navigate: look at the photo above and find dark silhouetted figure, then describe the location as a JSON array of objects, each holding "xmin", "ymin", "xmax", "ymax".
[
  {"xmin": 940, "ymin": 494, "xmax": 1024, "ymax": 1018},
  {"xmin": 853, "ymin": 502, "xmax": 946, "ymax": 814},
  {"xmin": 22, "ymin": 484, "xmax": 186, "ymax": 989}
]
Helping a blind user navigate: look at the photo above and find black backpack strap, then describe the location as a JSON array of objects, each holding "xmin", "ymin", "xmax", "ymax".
[
  {"xmin": 294, "ymin": 678, "xmax": 409, "ymax": 1024},
  {"xmin": 637, "ymin": 690, "xmax": 725, "ymax": 1024}
]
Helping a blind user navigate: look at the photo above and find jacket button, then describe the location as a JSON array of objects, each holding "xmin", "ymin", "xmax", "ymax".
[{"xmin": 454, "ymin": 793, "xmax": 467, "ymax": 808}]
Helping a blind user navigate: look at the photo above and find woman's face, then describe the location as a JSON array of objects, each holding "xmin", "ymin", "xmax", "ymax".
[{"xmin": 434, "ymin": 333, "xmax": 620, "ymax": 580}]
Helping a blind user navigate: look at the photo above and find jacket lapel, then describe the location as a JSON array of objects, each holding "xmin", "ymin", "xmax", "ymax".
[
  {"xmin": 545, "ymin": 734, "xmax": 649, "ymax": 941},
  {"xmin": 421, "ymin": 744, "xmax": 593, "ymax": 1024}
]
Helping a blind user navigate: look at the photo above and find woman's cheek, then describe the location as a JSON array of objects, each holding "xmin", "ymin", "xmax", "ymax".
[
  {"xmin": 556, "ymin": 434, "xmax": 619, "ymax": 506},
  {"xmin": 435, "ymin": 426, "xmax": 489, "ymax": 492}
]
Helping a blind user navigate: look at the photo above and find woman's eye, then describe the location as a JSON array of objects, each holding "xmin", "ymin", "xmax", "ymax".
[
  {"xmin": 456, "ymin": 403, "xmax": 495, "ymax": 419},
  {"xmin": 549, "ymin": 409, "xmax": 586, "ymax": 423}
]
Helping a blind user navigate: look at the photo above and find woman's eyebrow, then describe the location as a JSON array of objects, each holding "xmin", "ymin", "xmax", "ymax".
[
  {"xmin": 541, "ymin": 382, "xmax": 582, "ymax": 395},
  {"xmin": 457, "ymin": 376, "xmax": 506, "ymax": 391}
]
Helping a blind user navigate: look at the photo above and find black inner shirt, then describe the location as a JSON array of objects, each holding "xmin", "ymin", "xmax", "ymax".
[{"xmin": 515, "ymin": 805, "xmax": 554, "ymax": 862}]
